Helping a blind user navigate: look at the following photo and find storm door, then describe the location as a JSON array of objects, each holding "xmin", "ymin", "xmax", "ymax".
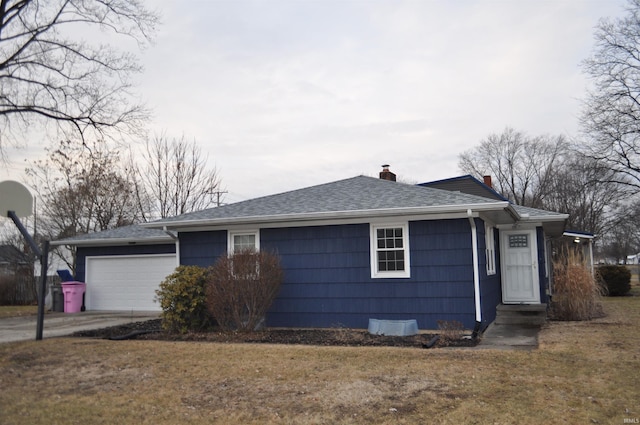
[{"xmin": 500, "ymin": 229, "xmax": 540, "ymax": 304}]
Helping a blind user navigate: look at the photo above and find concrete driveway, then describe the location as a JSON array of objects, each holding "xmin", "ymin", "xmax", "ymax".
[{"xmin": 0, "ymin": 311, "xmax": 160, "ymax": 344}]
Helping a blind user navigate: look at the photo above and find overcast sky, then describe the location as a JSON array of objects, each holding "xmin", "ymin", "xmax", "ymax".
[{"xmin": 0, "ymin": 0, "xmax": 629, "ymax": 204}]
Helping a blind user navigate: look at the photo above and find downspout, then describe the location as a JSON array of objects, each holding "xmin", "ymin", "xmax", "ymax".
[
  {"xmin": 588, "ymin": 238, "xmax": 595, "ymax": 277},
  {"xmin": 467, "ymin": 209, "xmax": 482, "ymax": 338},
  {"xmin": 163, "ymin": 226, "xmax": 180, "ymax": 267}
]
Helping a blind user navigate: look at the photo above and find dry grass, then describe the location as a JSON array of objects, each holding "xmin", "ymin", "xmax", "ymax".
[
  {"xmin": 551, "ymin": 248, "xmax": 604, "ymax": 320},
  {"xmin": 1, "ymin": 294, "xmax": 639, "ymax": 424},
  {"xmin": 0, "ymin": 305, "xmax": 37, "ymax": 318},
  {"xmin": 436, "ymin": 320, "xmax": 464, "ymax": 346}
]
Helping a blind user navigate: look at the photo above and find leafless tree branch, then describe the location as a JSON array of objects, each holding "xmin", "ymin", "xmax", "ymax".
[{"xmin": 0, "ymin": 0, "xmax": 159, "ymax": 152}]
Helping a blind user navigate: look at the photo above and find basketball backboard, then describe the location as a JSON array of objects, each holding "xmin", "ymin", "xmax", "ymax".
[{"xmin": 0, "ymin": 180, "xmax": 33, "ymax": 218}]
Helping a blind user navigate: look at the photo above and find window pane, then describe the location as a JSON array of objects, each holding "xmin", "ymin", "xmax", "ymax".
[
  {"xmin": 509, "ymin": 234, "xmax": 528, "ymax": 248},
  {"xmin": 373, "ymin": 225, "xmax": 408, "ymax": 276},
  {"xmin": 234, "ymin": 234, "xmax": 256, "ymax": 251}
]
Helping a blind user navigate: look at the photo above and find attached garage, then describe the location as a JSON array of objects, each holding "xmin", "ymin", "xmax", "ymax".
[
  {"xmin": 52, "ymin": 224, "xmax": 178, "ymax": 312},
  {"xmin": 85, "ymin": 254, "xmax": 176, "ymax": 311}
]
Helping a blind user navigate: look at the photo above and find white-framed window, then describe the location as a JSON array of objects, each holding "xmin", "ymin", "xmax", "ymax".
[
  {"xmin": 228, "ymin": 230, "xmax": 260, "ymax": 254},
  {"xmin": 485, "ymin": 223, "xmax": 496, "ymax": 275},
  {"xmin": 370, "ymin": 223, "xmax": 410, "ymax": 278}
]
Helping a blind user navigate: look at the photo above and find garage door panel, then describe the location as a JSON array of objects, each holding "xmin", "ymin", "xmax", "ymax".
[{"xmin": 86, "ymin": 255, "xmax": 176, "ymax": 311}]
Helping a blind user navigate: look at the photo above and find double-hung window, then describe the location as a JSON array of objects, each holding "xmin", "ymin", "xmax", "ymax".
[
  {"xmin": 228, "ymin": 230, "xmax": 260, "ymax": 278},
  {"xmin": 370, "ymin": 223, "xmax": 410, "ymax": 278},
  {"xmin": 228, "ymin": 230, "xmax": 259, "ymax": 254}
]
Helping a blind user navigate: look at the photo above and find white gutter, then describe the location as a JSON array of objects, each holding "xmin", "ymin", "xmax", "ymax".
[
  {"xmin": 142, "ymin": 201, "xmax": 511, "ymax": 230},
  {"xmin": 49, "ymin": 236, "xmax": 174, "ymax": 247},
  {"xmin": 467, "ymin": 209, "xmax": 482, "ymax": 324},
  {"xmin": 162, "ymin": 226, "xmax": 178, "ymax": 240}
]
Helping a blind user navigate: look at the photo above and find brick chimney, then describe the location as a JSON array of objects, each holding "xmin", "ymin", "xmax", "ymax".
[
  {"xmin": 379, "ymin": 164, "xmax": 396, "ymax": 182},
  {"xmin": 483, "ymin": 175, "xmax": 492, "ymax": 188}
]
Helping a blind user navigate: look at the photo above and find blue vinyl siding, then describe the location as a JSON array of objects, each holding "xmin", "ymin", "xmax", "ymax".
[
  {"xmin": 261, "ymin": 219, "xmax": 477, "ymax": 330},
  {"xmin": 477, "ymin": 219, "xmax": 501, "ymax": 327},
  {"xmin": 536, "ymin": 227, "xmax": 549, "ymax": 304},
  {"xmin": 75, "ymin": 244, "xmax": 176, "ymax": 282},
  {"xmin": 179, "ymin": 230, "xmax": 227, "ymax": 267}
]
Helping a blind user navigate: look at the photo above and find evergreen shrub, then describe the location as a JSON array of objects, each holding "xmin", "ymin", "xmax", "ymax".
[
  {"xmin": 597, "ymin": 265, "xmax": 631, "ymax": 296},
  {"xmin": 155, "ymin": 265, "xmax": 213, "ymax": 333}
]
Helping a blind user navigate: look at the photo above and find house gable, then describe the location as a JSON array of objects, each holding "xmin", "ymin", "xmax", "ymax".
[{"xmin": 418, "ymin": 175, "xmax": 507, "ymax": 202}]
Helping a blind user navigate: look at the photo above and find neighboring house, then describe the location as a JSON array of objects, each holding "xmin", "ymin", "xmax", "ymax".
[
  {"xmin": 54, "ymin": 168, "xmax": 569, "ymax": 329},
  {"xmin": 0, "ymin": 245, "xmax": 32, "ymax": 276},
  {"xmin": 0, "ymin": 244, "xmax": 35, "ymax": 304},
  {"xmin": 51, "ymin": 225, "xmax": 177, "ymax": 311}
]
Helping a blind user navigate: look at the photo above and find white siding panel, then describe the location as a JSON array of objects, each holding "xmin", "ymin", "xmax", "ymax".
[{"xmin": 85, "ymin": 254, "xmax": 176, "ymax": 311}]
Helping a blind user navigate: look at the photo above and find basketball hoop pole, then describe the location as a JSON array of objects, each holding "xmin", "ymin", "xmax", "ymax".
[{"xmin": 8, "ymin": 210, "xmax": 49, "ymax": 341}]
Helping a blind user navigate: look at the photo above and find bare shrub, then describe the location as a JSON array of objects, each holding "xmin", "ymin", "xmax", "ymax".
[
  {"xmin": 550, "ymin": 248, "xmax": 604, "ymax": 321},
  {"xmin": 0, "ymin": 275, "xmax": 37, "ymax": 306},
  {"xmin": 206, "ymin": 250, "xmax": 284, "ymax": 332},
  {"xmin": 436, "ymin": 320, "xmax": 464, "ymax": 346}
]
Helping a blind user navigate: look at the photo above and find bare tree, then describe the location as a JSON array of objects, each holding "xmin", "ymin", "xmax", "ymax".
[
  {"xmin": 544, "ymin": 153, "xmax": 627, "ymax": 235},
  {"xmin": 133, "ymin": 135, "xmax": 224, "ymax": 220},
  {"xmin": 26, "ymin": 139, "xmax": 142, "ymax": 271},
  {"xmin": 599, "ymin": 200, "xmax": 640, "ymax": 263},
  {"xmin": 580, "ymin": 0, "xmax": 640, "ymax": 190},
  {"xmin": 0, "ymin": 0, "xmax": 159, "ymax": 153},
  {"xmin": 458, "ymin": 127, "xmax": 568, "ymax": 208}
]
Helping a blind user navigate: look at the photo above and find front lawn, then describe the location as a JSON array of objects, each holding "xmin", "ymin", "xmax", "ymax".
[{"xmin": 0, "ymin": 294, "xmax": 638, "ymax": 424}]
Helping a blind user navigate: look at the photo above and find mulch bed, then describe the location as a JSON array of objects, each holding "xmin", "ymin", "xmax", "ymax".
[{"xmin": 73, "ymin": 319, "xmax": 478, "ymax": 348}]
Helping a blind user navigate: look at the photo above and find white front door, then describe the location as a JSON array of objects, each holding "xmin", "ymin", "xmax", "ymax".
[{"xmin": 501, "ymin": 229, "xmax": 540, "ymax": 304}]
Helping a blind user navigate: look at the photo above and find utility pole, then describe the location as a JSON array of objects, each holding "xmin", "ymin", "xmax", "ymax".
[{"xmin": 214, "ymin": 190, "xmax": 228, "ymax": 207}]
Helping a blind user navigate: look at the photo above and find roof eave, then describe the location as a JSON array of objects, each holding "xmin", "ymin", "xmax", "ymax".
[
  {"xmin": 144, "ymin": 201, "xmax": 512, "ymax": 230},
  {"xmin": 50, "ymin": 236, "xmax": 175, "ymax": 247},
  {"xmin": 518, "ymin": 213, "xmax": 570, "ymax": 223},
  {"xmin": 519, "ymin": 213, "xmax": 569, "ymax": 237}
]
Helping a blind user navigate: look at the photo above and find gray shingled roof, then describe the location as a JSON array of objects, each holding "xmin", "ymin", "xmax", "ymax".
[
  {"xmin": 52, "ymin": 224, "xmax": 174, "ymax": 246},
  {"xmin": 53, "ymin": 175, "xmax": 569, "ymax": 244},
  {"xmin": 419, "ymin": 175, "xmax": 508, "ymax": 202},
  {"xmin": 512, "ymin": 204, "xmax": 568, "ymax": 219},
  {"xmin": 146, "ymin": 175, "xmax": 510, "ymax": 228},
  {"xmin": 419, "ymin": 175, "xmax": 567, "ymax": 220}
]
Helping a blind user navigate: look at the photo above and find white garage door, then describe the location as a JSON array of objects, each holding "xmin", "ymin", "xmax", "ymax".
[{"xmin": 85, "ymin": 254, "xmax": 177, "ymax": 311}]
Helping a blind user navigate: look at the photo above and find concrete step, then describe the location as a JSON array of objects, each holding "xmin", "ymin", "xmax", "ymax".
[{"xmin": 494, "ymin": 304, "xmax": 547, "ymax": 326}]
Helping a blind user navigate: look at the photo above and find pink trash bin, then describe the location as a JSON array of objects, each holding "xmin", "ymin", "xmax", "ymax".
[{"xmin": 61, "ymin": 281, "xmax": 86, "ymax": 313}]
